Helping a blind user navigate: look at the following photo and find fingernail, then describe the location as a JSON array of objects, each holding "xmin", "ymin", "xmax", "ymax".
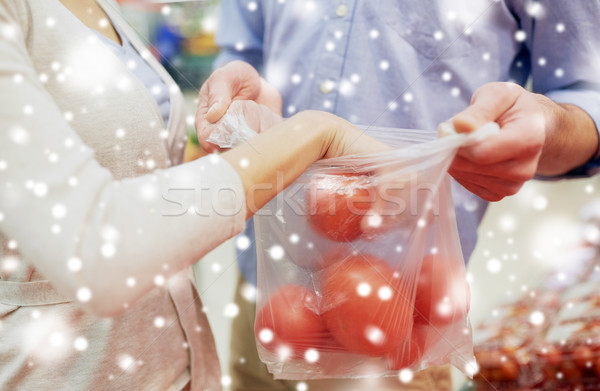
[{"xmin": 208, "ymin": 100, "xmax": 221, "ymax": 114}]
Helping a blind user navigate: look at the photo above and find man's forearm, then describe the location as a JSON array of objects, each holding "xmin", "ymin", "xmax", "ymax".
[{"xmin": 537, "ymin": 102, "xmax": 599, "ymax": 176}]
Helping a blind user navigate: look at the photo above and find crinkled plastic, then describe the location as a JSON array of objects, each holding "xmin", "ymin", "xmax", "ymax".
[
  {"xmin": 209, "ymin": 104, "xmax": 498, "ymax": 380},
  {"xmin": 204, "ymin": 100, "xmax": 282, "ymax": 148}
]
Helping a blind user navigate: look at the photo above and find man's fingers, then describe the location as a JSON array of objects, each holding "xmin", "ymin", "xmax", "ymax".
[
  {"xmin": 451, "ymin": 155, "xmax": 537, "ymax": 184},
  {"xmin": 452, "ymin": 82, "xmax": 522, "ymax": 133},
  {"xmin": 456, "ymin": 118, "xmax": 544, "ymax": 165},
  {"xmin": 449, "ymin": 168, "xmax": 524, "ymax": 201},
  {"xmin": 206, "ymin": 97, "xmax": 232, "ymax": 123}
]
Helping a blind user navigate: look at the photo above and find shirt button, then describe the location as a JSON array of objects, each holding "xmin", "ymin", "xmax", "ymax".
[
  {"xmin": 336, "ymin": 3, "xmax": 347, "ymax": 17},
  {"xmin": 320, "ymin": 80, "xmax": 335, "ymax": 94}
]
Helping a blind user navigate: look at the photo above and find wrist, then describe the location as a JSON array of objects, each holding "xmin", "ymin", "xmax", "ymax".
[
  {"xmin": 288, "ymin": 110, "xmax": 341, "ymax": 160},
  {"xmin": 538, "ymin": 100, "xmax": 599, "ymax": 176}
]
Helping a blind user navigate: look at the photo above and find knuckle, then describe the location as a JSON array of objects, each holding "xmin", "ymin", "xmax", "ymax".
[
  {"xmin": 505, "ymin": 183, "xmax": 523, "ymax": 197},
  {"xmin": 469, "ymin": 149, "xmax": 493, "ymax": 164},
  {"xmin": 508, "ymin": 169, "xmax": 534, "ymax": 183},
  {"xmin": 473, "ymin": 82, "xmax": 521, "ymax": 103}
]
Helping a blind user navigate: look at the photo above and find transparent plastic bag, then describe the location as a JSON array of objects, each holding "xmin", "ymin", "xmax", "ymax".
[
  {"xmin": 204, "ymin": 100, "xmax": 282, "ymax": 148},
  {"xmin": 252, "ymin": 127, "xmax": 497, "ymax": 380},
  {"xmin": 204, "ymin": 104, "xmax": 495, "ymax": 380}
]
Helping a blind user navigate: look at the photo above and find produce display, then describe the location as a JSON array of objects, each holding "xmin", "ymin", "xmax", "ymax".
[{"xmin": 473, "ymin": 245, "xmax": 600, "ymax": 391}]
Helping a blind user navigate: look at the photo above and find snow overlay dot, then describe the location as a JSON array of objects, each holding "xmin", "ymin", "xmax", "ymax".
[
  {"xmin": 236, "ymin": 235, "xmax": 251, "ymax": 251},
  {"xmin": 378, "ymin": 286, "xmax": 393, "ymax": 301},
  {"xmin": 154, "ymin": 317, "xmax": 165, "ymax": 328},
  {"xmin": 269, "ymin": 245, "xmax": 285, "ymax": 260},
  {"xmin": 52, "ymin": 204, "xmax": 67, "ymax": 219},
  {"xmin": 223, "ymin": 303, "xmax": 240, "ymax": 318},
  {"xmin": 365, "ymin": 325, "xmax": 385, "ymax": 345},
  {"xmin": 399, "ymin": 368, "xmax": 414, "ymax": 383},
  {"xmin": 74, "ymin": 337, "xmax": 88, "ymax": 351},
  {"xmin": 77, "ymin": 287, "xmax": 92, "ymax": 302},
  {"xmin": 529, "ymin": 310, "xmax": 545, "ymax": 326},
  {"xmin": 487, "ymin": 258, "xmax": 502, "ymax": 274},
  {"xmin": 67, "ymin": 257, "xmax": 82, "ymax": 272},
  {"xmin": 259, "ymin": 328, "xmax": 274, "ymax": 343},
  {"xmin": 304, "ymin": 349, "xmax": 319, "ymax": 363},
  {"xmin": 357, "ymin": 282, "xmax": 372, "ymax": 297}
]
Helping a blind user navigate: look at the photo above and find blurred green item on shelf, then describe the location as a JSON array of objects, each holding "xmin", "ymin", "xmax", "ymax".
[
  {"xmin": 167, "ymin": 53, "xmax": 217, "ymax": 91},
  {"xmin": 188, "ymin": 128, "xmax": 200, "ymax": 146}
]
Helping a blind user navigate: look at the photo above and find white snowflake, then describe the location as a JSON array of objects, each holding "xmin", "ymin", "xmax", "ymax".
[
  {"xmin": 221, "ymin": 375, "xmax": 232, "ymax": 387},
  {"xmin": 526, "ymin": 2, "xmax": 545, "ymax": 18},
  {"xmin": 304, "ymin": 348, "xmax": 319, "ymax": 363},
  {"xmin": 52, "ymin": 204, "xmax": 67, "ymax": 219},
  {"xmin": 268, "ymin": 245, "xmax": 285, "ymax": 260},
  {"xmin": 223, "ymin": 303, "xmax": 240, "ymax": 318},
  {"xmin": 73, "ymin": 336, "xmax": 88, "ymax": 351},
  {"xmin": 154, "ymin": 275, "xmax": 165, "ymax": 286},
  {"xmin": 258, "ymin": 328, "xmax": 274, "ymax": 343},
  {"xmin": 33, "ymin": 182, "xmax": 48, "ymax": 197},
  {"xmin": 77, "ymin": 287, "xmax": 92, "ymax": 302},
  {"xmin": 154, "ymin": 317, "xmax": 165, "ymax": 328},
  {"xmin": 532, "ymin": 195, "xmax": 548, "ymax": 210},
  {"xmin": 67, "ymin": 257, "xmax": 82, "ymax": 272},
  {"xmin": 399, "ymin": 368, "xmax": 414, "ymax": 383},
  {"xmin": 101, "ymin": 243, "xmax": 116, "ymax": 258},
  {"xmin": 378, "ymin": 286, "xmax": 392, "ymax": 300},
  {"xmin": 10, "ymin": 126, "xmax": 30, "ymax": 146},
  {"xmin": 117, "ymin": 354, "xmax": 135, "ymax": 372},
  {"xmin": 365, "ymin": 325, "xmax": 385, "ymax": 345},
  {"xmin": 296, "ymin": 382, "xmax": 308, "ymax": 391},
  {"xmin": 356, "ymin": 282, "xmax": 371, "ymax": 297}
]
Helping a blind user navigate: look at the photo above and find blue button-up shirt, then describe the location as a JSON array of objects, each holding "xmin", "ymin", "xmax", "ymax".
[{"xmin": 215, "ymin": 0, "xmax": 600, "ymax": 286}]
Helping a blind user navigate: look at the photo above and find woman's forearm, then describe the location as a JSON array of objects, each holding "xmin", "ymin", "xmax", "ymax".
[{"xmin": 221, "ymin": 110, "xmax": 386, "ymax": 218}]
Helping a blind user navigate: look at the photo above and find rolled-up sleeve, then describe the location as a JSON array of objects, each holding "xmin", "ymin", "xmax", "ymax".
[{"xmin": 510, "ymin": 0, "xmax": 600, "ymax": 176}]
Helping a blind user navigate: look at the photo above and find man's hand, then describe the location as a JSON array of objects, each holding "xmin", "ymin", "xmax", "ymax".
[
  {"xmin": 450, "ymin": 82, "xmax": 598, "ymax": 201},
  {"xmin": 195, "ymin": 61, "xmax": 282, "ymax": 152}
]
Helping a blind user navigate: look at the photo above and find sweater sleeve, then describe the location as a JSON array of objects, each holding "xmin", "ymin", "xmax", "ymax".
[{"xmin": 0, "ymin": 1, "xmax": 246, "ymax": 317}]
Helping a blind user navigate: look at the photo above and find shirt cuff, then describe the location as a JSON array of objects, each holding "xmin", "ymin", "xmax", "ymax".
[{"xmin": 545, "ymin": 88, "xmax": 600, "ymax": 177}]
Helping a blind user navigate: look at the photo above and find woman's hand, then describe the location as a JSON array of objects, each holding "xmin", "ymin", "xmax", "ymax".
[{"xmin": 221, "ymin": 110, "xmax": 389, "ymax": 218}]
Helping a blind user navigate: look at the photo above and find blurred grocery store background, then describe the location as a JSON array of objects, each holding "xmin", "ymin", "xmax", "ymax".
[{"xmin": 115, "ymin": 1, "xmax": 600, "ymax": 389}]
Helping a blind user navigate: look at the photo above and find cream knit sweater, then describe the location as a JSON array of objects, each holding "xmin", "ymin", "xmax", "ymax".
[{"xmin": 0, "ymin": 0, "xmax": 246, "ymax": 389}]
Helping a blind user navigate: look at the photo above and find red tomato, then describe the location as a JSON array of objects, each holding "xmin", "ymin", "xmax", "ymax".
[
  {"xmin": 474, "ymin": 350, "xmax": 501, "ymax": 382},
  {"xmin": 413, "ymin": 255, "xmax": 470, "ymax": 329},
  {"xmin": 255, "ymin": 285, "xmax": 326, "ymax": 359},
  {"xmin": 306, "ymin": 174, "xmax": 374, "ymax": 242},
  {"xmin": 560, "ymin": 359, "xmax": 582, "ymax": 381},
  {"xmin": 386, "ymin": 324, "xmax": 426, "ymax": 370},
  {"xmin": 321, "ymin": 254, "xmax": 413, "ymax": 356},
  {"xmin": 474, "ymin": 350, "xmax": 519, "ymax": 382},
  {"xmin": 499, "ymin": 356, "xmax": 519, "ymax": 382},
  {"xmin": 572, "ymin": 345, "xmax": 594, "ymax": 369},
  {"xmin": 594, "ymin": 355, "xmax": 600, "ymax": 377},
  {"xmin": 538, "ymin": 346, "xmax": 562, "ymax": 380}
]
